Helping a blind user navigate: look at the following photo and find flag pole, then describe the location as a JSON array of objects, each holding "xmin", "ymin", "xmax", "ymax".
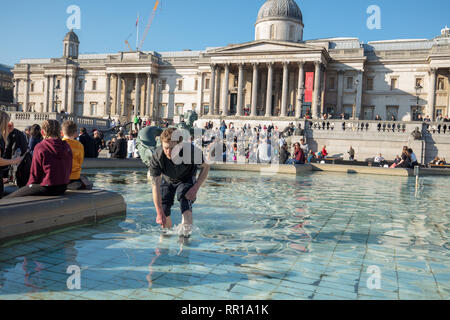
[{"xmin": 136, "ymin": 13, "xmax": 139, "ymax": 51}]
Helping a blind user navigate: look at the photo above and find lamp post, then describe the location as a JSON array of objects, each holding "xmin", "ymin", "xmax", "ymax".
[{"xmin": 415, "ymin": 84, "xmax": 423, "ymax": 121}]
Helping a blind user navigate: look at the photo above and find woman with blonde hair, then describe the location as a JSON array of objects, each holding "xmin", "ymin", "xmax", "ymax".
[
  {"xmin": 4, "ymin": 119, "xmax": 72, "ymax": 199},
  {"xmin": 0, "ymin": 111, "xmax": 23, "ymax": 197}
]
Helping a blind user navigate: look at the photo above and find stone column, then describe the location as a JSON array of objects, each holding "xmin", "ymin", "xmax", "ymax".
[
  {"xmin": 49, "ymin": 76, "xmax": 54, "ymax": 112},
  {"xmin": 209, "ymin": 64, "xmax": 216, "ymax": 116},
  {"xmin": 336, "ymin": 70, "xmax": 345, "ymax": 115},
  {"xmin": 43, "ymin": 77, "xmax": 49, "ymax": 112},
  {"xmin": 251, "ymin": 63, "xmax": 259, "ymax": 117},
  {"xmin": 214, "ymin": 67, "xmax": 221, "ymax": 115},
  {"xmin": 355, "ymin": 70, "xmax": 363, "ymax": 119},
  {"xmin": 68, "ymin": 76, "xmax": 75, "ymax": 115},
  {"xmin": 146, "ymin": 74, "xmax": 152, "ymax": 117},
  {"xmin": 14, "ymin": 79, "xmax": 19, "ymax": 105},
  {"xmin": 105, "ymin": 74, "xmax": 111, "ymax": 116},
  {"xmin": 428, "ymin": 68, "xmax": 437, "ymax": 120},
  {"xmin": 24, "ymin": 77, "xmax": 29, "ymax": 112},
  {"xmin": 296, "ymin": 62, "xmax": 305, "ymax": 119},
  {"xmin": 135, "ymin": 74, "xmax": 140, "ymax": 116},
  {"xmin": 62, "ymin": 75, "xmax": 68, "ymax": 112},
  {"xmin": 281, "ymin": 62, "xmax": 289, "ymax": 117},
  {"xmin": 116, "ymin": 74, "xmax": 122, "ymax": 116},
  {"xmin": 237, "ymin": 63, "xmax": 244, "ymax": 116},
  {"xmin": 312, "ymin": 62, "xmax": 321, "ymax": 119},
  {"xmin": 197, "ymin": 72, "xmax": 203, "ymax": 115},
  {"xmin": 221, "ymin": 64, "xmax": 230, "ymax": 116},
  {"xmin": 266, "ymin": 63, "xmax": 274, "ymax": 117},
  {"xmin": 153, "ymin": 79, "xmax": 159, "ymax": 121}
]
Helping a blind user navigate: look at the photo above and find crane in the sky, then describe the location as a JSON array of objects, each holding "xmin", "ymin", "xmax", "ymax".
[
  {"xmin": 138, "ymin": 0, "xmax": 160, "ymax": 51},
  {"xmin": 123, "ymin": 1, "xmax": 161, "ymax": 52}
]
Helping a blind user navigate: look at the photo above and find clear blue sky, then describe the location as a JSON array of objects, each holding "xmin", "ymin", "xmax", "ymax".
[{"xmin": 1, "ymin": 0, "xmax": 449, "ymax": 66}]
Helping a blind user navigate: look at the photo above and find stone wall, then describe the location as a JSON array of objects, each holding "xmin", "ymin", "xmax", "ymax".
[{"xmin": 5, "ymin": 112, "xmax": 111, "ymax": 132}]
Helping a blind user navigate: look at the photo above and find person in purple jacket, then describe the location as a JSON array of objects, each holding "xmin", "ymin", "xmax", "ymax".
[{"xmin": 5, "ymin": 120, "xmax": 73, "ymax": 198}]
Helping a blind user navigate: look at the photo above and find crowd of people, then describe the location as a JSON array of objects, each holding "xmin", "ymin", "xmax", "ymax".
[{"xmin": 0, "ymin": 110, "xmax": 99, "ymax": 199}]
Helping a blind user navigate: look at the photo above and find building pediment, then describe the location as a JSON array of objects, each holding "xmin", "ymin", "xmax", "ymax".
[{"xmin": 208, "ymin": 40, "xmax": 327, "ymax": 55}]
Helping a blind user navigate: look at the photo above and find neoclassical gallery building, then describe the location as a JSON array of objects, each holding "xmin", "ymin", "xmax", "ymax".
[{"xmin": 12, "ymin": 0, "xmax": 450, "ymax": 123}]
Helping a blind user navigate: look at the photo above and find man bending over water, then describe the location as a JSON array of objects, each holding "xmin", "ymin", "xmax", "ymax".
[{"xmin": 149, "ymin": 128, "xmax": 210, "ymax": 233}]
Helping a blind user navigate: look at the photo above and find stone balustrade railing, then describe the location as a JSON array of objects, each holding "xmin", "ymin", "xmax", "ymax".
[
  {"xmin": 305, "ymin": 120, "xmax": 444, "ymax": 136},
  {"xmin": 5, "ymin": 112, "xmax": 110, "ymax": 131},
  {"xmin": 423, "ymin": 122, "xmax": 450, "ymax": 135}
]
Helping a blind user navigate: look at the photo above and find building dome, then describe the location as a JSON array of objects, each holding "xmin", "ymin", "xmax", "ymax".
[
  {"xmin": 64, "ymin": 30, "xmax": 79, "ymax": 44},
  {"xmin": 255, "ymin": 0, "xmax": 304, "ymax": 42},
  {"xmin": 257, "ymin": 0, "xmax": 303, "ymax": 24}
]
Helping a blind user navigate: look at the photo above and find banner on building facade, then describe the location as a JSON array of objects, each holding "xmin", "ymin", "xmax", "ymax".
[{"xmin": 305, "ymin": 72, "xmax": 314, "ymax": 103}]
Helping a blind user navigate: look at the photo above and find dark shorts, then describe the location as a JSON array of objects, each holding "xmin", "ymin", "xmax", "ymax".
[{"xmin": 161, "ymin": 177, "xmax": 196, "ymax": 217}]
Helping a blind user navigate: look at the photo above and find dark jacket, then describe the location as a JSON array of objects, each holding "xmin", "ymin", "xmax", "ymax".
[
  {"xmin": 78, "ymin": 133, "xmax": 97, "ymax": 158},
  {"xmin": 279, "ymin": 148, "xmax": 290, "ymax": 165},
  {"xmin": 111, "ymin": 138, "xmax": 127, "ymax": 159},
  {"xmin": 29, "ymin": 136, "xmax": 43, "ymax": 152},
  {"xmin": 28, "ymin": 138, "xmax": 72, "ymax": 187},
  {"xmin": 1, "ymin": 129, "xmax": 29, "ymax": 179},
  {"xmin": 93, "ymin": 137, "xmax": 104, "ymax": 158}
]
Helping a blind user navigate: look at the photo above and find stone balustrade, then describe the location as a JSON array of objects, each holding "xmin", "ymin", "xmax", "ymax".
[
  {"xmin": 5, "ymin": 112, "xmax": 111, "ymax": 131},
  {"xmin": 306, "ymin": 120, "xmax": 423, "ymax": 135}
]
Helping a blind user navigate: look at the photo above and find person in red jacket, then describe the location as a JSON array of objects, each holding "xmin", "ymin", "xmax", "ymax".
[
  {"xmin": 5, "ymin": 120, "xmax": 72, "ymax": 198},
  {"xmin": 321, "ymin": 146, "xmax": 328, "ymax": 158}
]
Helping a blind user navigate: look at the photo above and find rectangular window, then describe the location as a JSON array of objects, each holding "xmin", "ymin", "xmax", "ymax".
[
  {"xmin": 435, "ymin": 107, "xmax": 447, "ymax": 118},
  {"xmin": 386, "ymin": 105, "xmax": 399, "ymax": 120},
  {"xmin": 325, "ymin": 105, "xmax": 335, "ymax": 115},
  {"xmin": 194, "ymin": 80, "xmax": 198, "ymax": 91},
  {"xmin": 390, "ymin": 78, "xmax": 398, "ymax": 90},
  {"xmin": 30, "ymin": 82, "xmax": 34, "ymax": 92},
  {"xmin": 202, "ymin": 104, "xmax": 210, "ymax": 115},
  {"xmin": 92, "ymin": 80, "xmax": 97, "ymax": 91},
  {"xmin": 205, "ymin": 79, "xmax": 210, "ymax": 90},
  {"xmin": 90, "ymin": 103, "xmax": 97, "ymax": 116},
  {"xmin": 177, "ymin": 80, "xmax": 183, "ymax": 91},
  {"xmin": 346, "ymin": 77, "xmax": 353, "ymax": 90},
  {"xmin": 437, "ymin": 78, "xmax": 445, "ymax": 91},
  {"xmin": 328, "ymin": 77, "xmax": 335, "ymax": 90},
  {"xmin": 56, "ymin": 80, "xmax": 61, "ymax": 89},
  {"xmin": 161, "ymin": 79, "xmax": 167, "ymax": 91},
  {"xmin": 366, "ymin": 78, "xmax": 374, "ymax": 91},
  {"xmin": 415, "ymin": 77, "xmax": 423, "ymax": 88},
  {"xmin": 343, "ymin": 105, "xmax": 353, "ymax": 119},
  {"xmin": 411, "ymin": 106, "xmax": 425, "ymax": 121},
  {"xmin": 362, "ymin": 106, "xmax": 375, "ymax": 120},
  {"xmin": 175, "ymin": 103, "xmax": 184, "ymax": 115}
]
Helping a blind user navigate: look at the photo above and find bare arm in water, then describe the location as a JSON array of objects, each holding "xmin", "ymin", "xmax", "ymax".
[
  {"xmin": 152, "ymin": 175, "xmax": 167, "ymax": 227},
  {"xmin": 185, "ymin": 163, "xmax": 210, "ymax": 201}
]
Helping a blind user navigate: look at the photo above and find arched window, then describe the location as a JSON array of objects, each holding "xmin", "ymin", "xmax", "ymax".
[
  {"xmin": 270, "ymin": 24, "xmax": 275, "ymax": 39},
  {"xmin": 69, "ymin": 45, "xmax": 73, "ymax": 56}
]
